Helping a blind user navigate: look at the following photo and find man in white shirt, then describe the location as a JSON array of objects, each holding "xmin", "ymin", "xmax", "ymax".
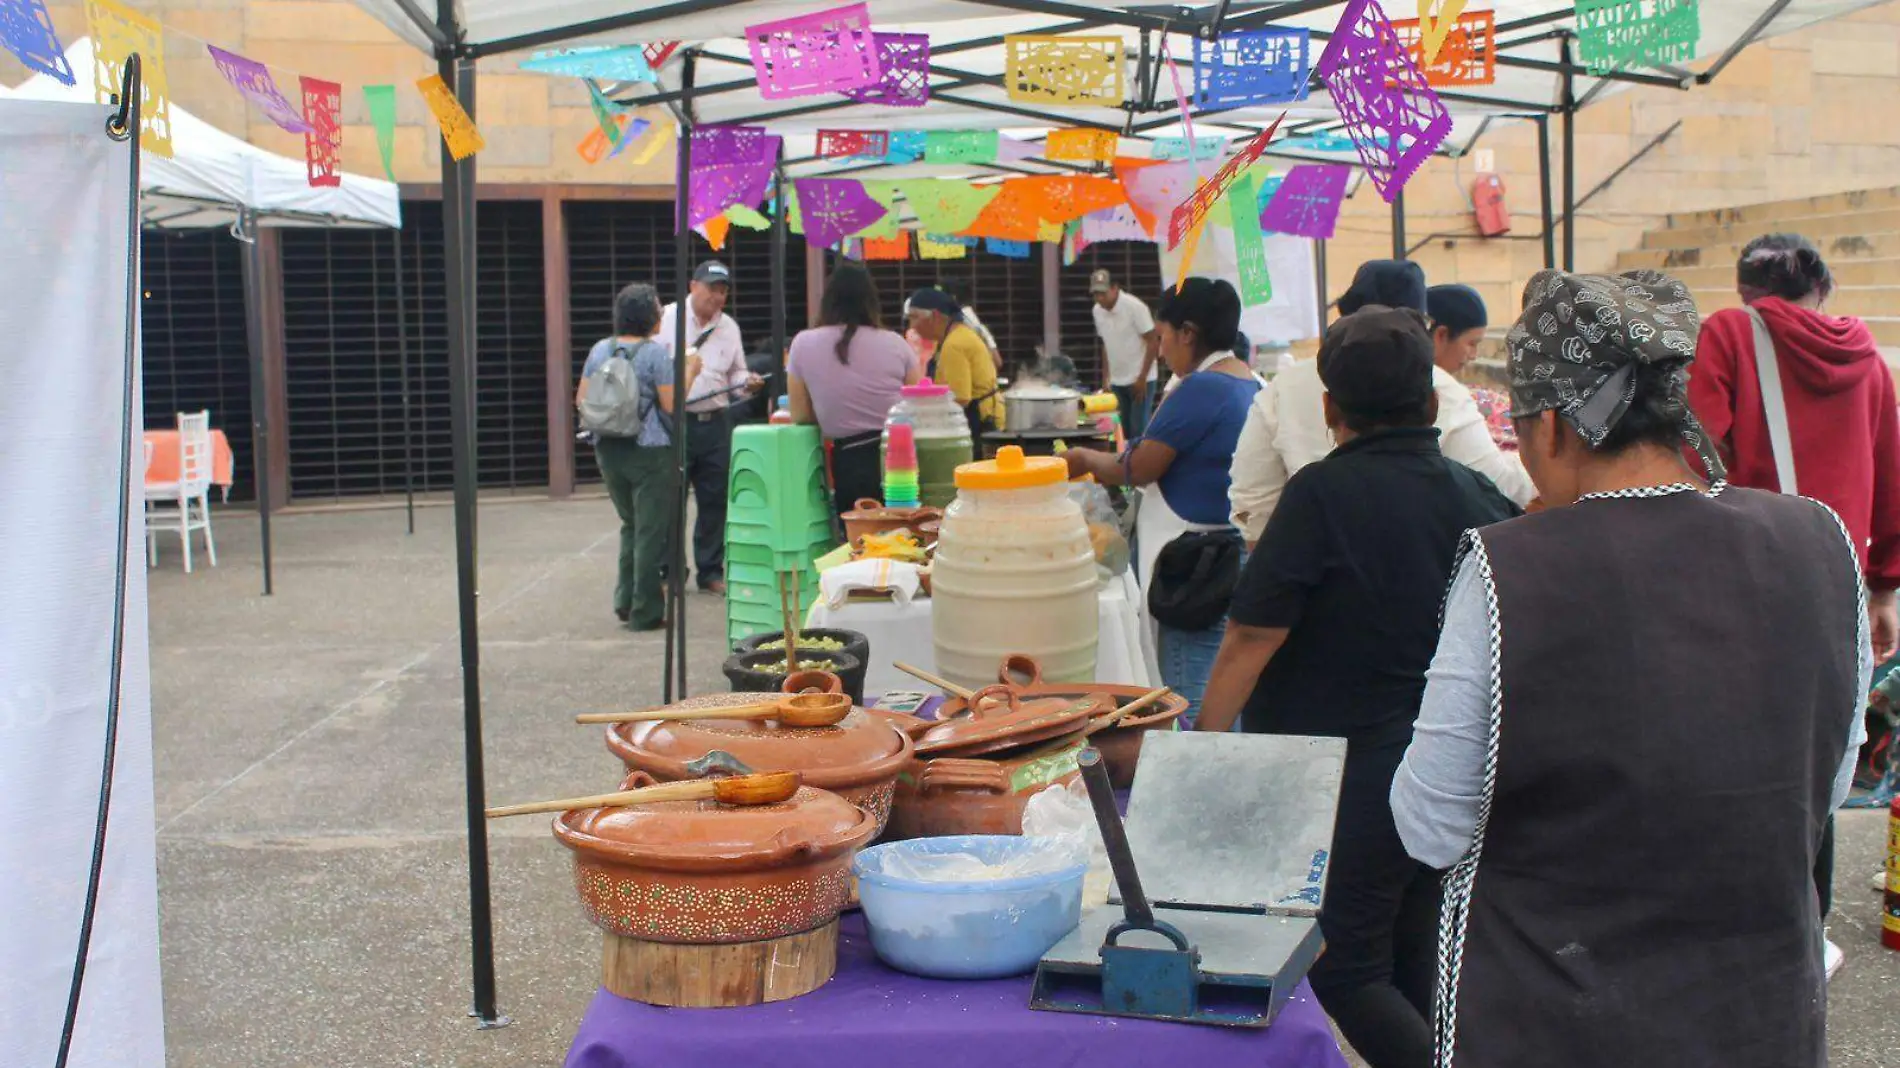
[
  {"xmin": 656, "ymin": 260, "xmax": 761, "ymax": 595},
  {"xmin": 1229, "ymin": 271, "xmax": 1534, "ymax": 546},
  {"xmin": 1090, "ymin": 269, "xmax": 1160, "ymax": 438}
]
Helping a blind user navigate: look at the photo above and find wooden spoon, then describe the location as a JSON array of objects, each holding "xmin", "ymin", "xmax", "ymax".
[
  {"xmin": 574, "ymin": 693, "xmax": 851, "ymax": 728},
  {"xmin": 1019, "ymin": 686, "xmax": 1175, "ymax": 762},
  {"xmin": 486, "ymin": 771, "xmax": 802, "ymax": 818},
  {"xmin": 892, "ymin": 660, "xmax": 975, "ymax": 700}
]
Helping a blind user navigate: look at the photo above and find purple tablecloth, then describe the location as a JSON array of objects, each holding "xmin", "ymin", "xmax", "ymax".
[{"xmin": 565, "ymin": 913, "xmax": 1348, "ymax": 1068}]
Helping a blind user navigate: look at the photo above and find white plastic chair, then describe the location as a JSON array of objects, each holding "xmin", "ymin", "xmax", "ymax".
[{"xmin": 144, "ymin": 410, "xmax": 217, "ymax": 572}]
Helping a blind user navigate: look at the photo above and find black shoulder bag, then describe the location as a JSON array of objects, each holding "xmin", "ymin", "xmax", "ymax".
[{"xmin": 1147, "ymin": 528, "xmax": 1243, "ymax": 631}]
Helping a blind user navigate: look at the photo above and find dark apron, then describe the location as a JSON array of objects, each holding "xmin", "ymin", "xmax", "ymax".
[{"xmin": 1440, "ymin": 487, "xmax": 1857, "ymax": 1068}]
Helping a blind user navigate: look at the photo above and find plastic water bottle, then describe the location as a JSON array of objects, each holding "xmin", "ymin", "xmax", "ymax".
[{"xmin": 769, "ymin": 395, "xmax": 793, "ymax": 425}]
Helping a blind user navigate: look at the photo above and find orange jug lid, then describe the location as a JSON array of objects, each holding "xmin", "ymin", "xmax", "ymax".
[{"xmin": 954, "ymin": 445, "xmax": 1066, "ymax": 490}]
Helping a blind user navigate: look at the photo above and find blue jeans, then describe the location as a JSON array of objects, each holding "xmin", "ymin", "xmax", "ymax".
[
  {"xmin": 1112, "ymin": 382, "xmax": 1152, "ymax": 440},
  {"xmin": 1158, "ymin": 621, "xmax": 1226, "ymax": 730}
]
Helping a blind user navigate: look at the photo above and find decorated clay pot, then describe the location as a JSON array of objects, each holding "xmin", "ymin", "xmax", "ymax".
[
  {"xmin": 556, "ymin": 775, "xmax": 877, "ymax": 944},
  {"xmin": 606, "ymin": 692, "xmax": 913, "ymax": 834},
  {"xmin": 884, "ymin": 743, "xmax": 1083, "ymax": 841}
]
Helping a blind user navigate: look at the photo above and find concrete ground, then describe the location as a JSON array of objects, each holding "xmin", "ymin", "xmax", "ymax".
[{"xmin": 149, "ymin": 501, "xmax": 1899, "ymax": 1068}]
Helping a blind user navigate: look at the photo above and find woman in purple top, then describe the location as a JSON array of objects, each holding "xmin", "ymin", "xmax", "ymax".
[{"xmin": 788, "ymin": 263, "xmax": 921, "ymax": 517}]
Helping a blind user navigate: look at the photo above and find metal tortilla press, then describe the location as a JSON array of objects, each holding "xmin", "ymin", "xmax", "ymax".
[{"xmin": 1030, "ymin": 732, "xmax": 1347, "ymax": 1028}]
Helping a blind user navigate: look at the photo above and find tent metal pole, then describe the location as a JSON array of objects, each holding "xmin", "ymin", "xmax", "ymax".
[
  {"xmin": 667, "ymin": 53, "xmax": 697, "ymax": 703},
  {"xmin": 1560, "ymin": 36, "xmax": 1577, "ymax": 272},
  {"xmin": 433, "ymin": 0, "xmax": 505, "ymax": 1023},
  {"xmin": 1699, "ymin": 0, "xmax": 1796, "ymax": 84},
  {"xmin": 1536, "ymin": 114, "xmax": 1556, "ymax": 269},
  {"xmin": 238, "ymin": 211, "xmax": 274, "ymax": 596},
  {"xmin": 1314, "ymin": 238, "xmax": 1329, "ymax": 328},
  {"xmin": 1391, "ymin": 187, "xmax": 1406, "ymax": 260},
  {"xmin": 770, "ymin": 151, "xmax": 789, "ymax": 404},
  {"xmin": 393, "ymin": 227, "xmax": 415, "ymax": 534}
]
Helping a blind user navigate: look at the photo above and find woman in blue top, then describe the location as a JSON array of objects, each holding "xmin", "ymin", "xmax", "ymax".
[{"xmin": 1066, "ymin": 278, "xmax": 1260, "ymax": 722}]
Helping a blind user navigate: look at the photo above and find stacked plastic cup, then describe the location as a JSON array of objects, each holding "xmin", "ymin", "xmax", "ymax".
[{"xmin": 883, "ymin": 420, "xmax": 921, "ymax": 509}]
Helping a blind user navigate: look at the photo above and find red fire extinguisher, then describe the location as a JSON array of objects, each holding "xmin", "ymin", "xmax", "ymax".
[{"xmin": 1473, "ymin": 173, "xmax": 1511, "ymax": 237}]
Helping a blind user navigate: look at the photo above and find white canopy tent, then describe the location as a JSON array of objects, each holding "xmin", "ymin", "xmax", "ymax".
[
  {"xmin": 7, "ymin": 38, "xmax": 406, "ymax": 597},
  {"xmin": 354, "ymin": 0, "xmax": 1886, "ymax": 171},
  {"xmin": 339, "ymin": 0, "xmax": 1890, "ymax": 1028},
  {"xmin": 5, "ymin": 38, "xmax": 401, "ymax": 229}
]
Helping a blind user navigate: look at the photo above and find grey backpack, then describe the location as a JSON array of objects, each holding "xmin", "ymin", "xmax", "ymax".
[{"xmin": 579, "ymin": 340, "xmax": 663, "ymax": 439}]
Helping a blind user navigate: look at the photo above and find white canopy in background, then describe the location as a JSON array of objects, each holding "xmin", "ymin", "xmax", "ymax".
[
  {"xmin": 4, "ymin": 38, "xmax": 401, "ymax": 230},
  {"xmin": 355, "ymin": 0, "xmax": 1885, "ymax": 176}
]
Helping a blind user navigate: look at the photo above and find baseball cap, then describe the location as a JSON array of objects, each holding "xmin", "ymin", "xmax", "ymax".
[
  {"xmin": 1317, "ymin": 305, "xmax": 1435, "ymax": 419},
  {"xmin": 693, "ymin": 261, "xmax": 732, "ymax": 286},
  {"xmin": 1089, "ymin": 269, "xmax": 1114, "ymax": 293}
]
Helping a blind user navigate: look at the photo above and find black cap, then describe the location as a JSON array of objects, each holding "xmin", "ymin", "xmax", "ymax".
[
  {"xmin": 1426, "ymin": 283, "xmax": 1487, "ymax": 335},
  {"xmin": 1318, "ymin": 306, "xmax": 1435, "ymax": 419},
  {"xmin": 1337, "ymin": 259, "xmax": 1427, "ymax": 316},
  {"xmin": 693, "ymin": 261, "xmax": 732, "ymax": 286}
]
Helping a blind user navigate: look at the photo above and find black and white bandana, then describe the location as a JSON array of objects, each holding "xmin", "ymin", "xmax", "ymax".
[{"xmin": 1506, "ymin": 268, "xmax": 1724, "ymax": 480}]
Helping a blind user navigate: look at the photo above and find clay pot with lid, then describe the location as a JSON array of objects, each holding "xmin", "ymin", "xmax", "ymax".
[
  {"xmin": 972, "ymin": 655, "xmax": 1186, "ymax": 788},
  {"xmin": 557, "ymin": 771, "xmax": 877, "ymax": 944},
  {"xmin": 841, "ymin": 498, "xmax": 942, "ymax": 544},
  {"xmin": 914, "ymin": 684, "xmax": 1103, "ymax": 759},
  {"xmin": 883, "ymin": 683, "xmax": 1099, "ymax": 841},
  {"xmin": 884, "ymin": 745, "xmax": 1085, "ymax": 840},
  {"xmin": 605, "ymin": 692, "xmax": 913, "ymax": 834}
]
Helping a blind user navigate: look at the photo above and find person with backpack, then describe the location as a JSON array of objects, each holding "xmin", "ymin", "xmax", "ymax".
[{"xmin": 578, "ymin": 283, "xmax": 676, "ymax": 631}]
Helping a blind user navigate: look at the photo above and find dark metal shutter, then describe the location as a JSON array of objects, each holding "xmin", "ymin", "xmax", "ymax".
[
  {"xmin": 566, "ymin": 200, "xmax": 809, "ymax": 483},
  {"xmin": 141, "ymin": 228, "xmax": 254, "ymax": 500},
  {"xmin": 278, "ymin": 200, "xmax": 548, "ymax": 502},
  {"xmin": 1060, "ymin": 241, "xmax": 1164, "ymax": 388},
  {"xmin": 840, "ymin": 245, "xmax": 1043, "ymax": 378}
]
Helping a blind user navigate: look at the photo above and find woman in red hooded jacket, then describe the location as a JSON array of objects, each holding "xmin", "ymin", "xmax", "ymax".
[
  {"xmin": 1689, "ymin": 231, "xmax": 1900, "ymax": 970},
  {"xmin": 1690, "ymin": 233, "xmax": 1900, "ymax": 648}
]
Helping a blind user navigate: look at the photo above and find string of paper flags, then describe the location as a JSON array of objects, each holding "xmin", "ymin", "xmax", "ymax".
[{"xmin": 0, "ymin": 0, "xmax": 1700, "ymax": 268}]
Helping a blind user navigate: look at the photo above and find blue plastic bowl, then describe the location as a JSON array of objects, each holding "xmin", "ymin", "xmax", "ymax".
[{"xmin": 853, "ymin": 835, "xmax": 1086, "ymax": 979}]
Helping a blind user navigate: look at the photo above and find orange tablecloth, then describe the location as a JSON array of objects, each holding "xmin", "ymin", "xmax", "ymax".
[{"xmin": 144, "ymin": 429, "xmax": 235, "ymax": 488}]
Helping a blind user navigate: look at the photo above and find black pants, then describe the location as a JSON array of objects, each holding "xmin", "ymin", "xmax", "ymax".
[
  {"xmin": 1816, "ymin": 815, "xmax": 1835, "ymax": 917},
  {"xmin": 1307, "ymin": 738, "xmax": 1439, "ymax": 1068},
  {"xmin": 684, "ymin": 409, "xmax": 730, "ymax": 586},
  {"xmin": 830, "ymin": 430, "xmax": 883, "ymax": 521}
]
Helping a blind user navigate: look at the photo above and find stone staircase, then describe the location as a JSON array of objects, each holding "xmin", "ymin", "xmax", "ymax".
[{"xmin": 1617, "ymin": 186, "xmax": 1900, "ymax": 358}]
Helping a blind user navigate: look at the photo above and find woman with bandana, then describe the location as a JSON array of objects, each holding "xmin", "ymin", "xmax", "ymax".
[{"xmin": 1392, "ymin": 270, "xmax": 1868, "ymax": 1068}]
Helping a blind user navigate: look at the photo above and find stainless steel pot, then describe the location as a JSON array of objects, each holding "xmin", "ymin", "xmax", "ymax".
[{"xmin": 1001, "ymin": 386, "xmax": 1082, "ymax": 432}]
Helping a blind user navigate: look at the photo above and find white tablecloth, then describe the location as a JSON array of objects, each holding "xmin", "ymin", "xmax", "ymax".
[{"xmin": 807, "ymin": 569, "xmax": 1157, "ymax": 696}]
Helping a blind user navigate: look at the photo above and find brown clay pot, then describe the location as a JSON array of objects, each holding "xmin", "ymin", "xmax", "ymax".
[
  {"xmin": 914, "ymin": 684, "xmax": 1102, "ymax": 760},
  {"xmin": 884, "ymin": 742, "xmax": 1085, "ymax": 840},
  {"xmin": 966, "ymin": 655, "xmax": 1187, "ymax": 789},
  {"xmin": 841, "ymin": 498, "xmax": 942, "ymax": 544},
  {"xmin": 781, "ymin": 670, "xmax": 844, "ymax": 695},
  {"xmin": 556, "ymin": 773, "xmax": 877, "ymax": 944},
  {"xmin": 606, "ymin": 692, "xmax": 913, "ymax": 834}
]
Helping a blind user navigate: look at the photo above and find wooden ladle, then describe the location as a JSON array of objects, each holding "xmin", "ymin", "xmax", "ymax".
[
  {"xmin": 574, "ymin": 692, "xmax": 852, "ymax": 728},
  {"xmin": 485, "ymin": 771, "xmax": 802, "ymax": 819}
]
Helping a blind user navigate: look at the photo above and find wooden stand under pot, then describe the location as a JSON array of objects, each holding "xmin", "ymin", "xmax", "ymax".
[
  {"xmin": 602, "ymin": 919, "xmax": 840, "ymax": 1008},
  {"xmin": 554, "ymin": 779, "xmax": 878, "ymax": 1008}
]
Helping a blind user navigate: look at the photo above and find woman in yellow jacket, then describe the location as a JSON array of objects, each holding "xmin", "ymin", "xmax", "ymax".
[{"xmin": 906, "ymin": 287, "xmax": 1000, "ymax": 447}]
